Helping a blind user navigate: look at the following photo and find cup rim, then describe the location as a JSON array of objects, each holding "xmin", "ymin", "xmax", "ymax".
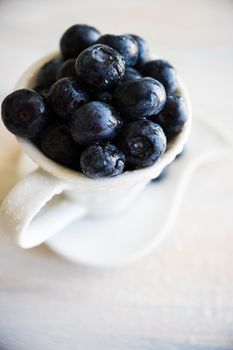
[{"xmin": 15, "ymin": 51, "xmax": 192, "ymax": 184}]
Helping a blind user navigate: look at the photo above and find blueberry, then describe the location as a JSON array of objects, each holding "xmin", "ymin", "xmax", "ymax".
[
  {"xmin": 41, "ymin": 124, "xmax": 80, "ymax": 166},
  {"xmin": 75, "ymin": 44, "xmax": 125, "ymax": 91},
  {"xmin": 93, "ymin": 91, "xmax": 112, "ymax": 104},
  {"xmin": 80, "ymin": 143, "xmax": 125, "ymax": 178},
  {"xmin": 1, "ymin": 89, "xmax": 48, "ymax": 138},
  {"xmin": 122, "ymin": 67, "xmax": 142, "ymax": 82},
  {"xmin": 129, "ymin": 34, "xmax": 149, "ymax": 68},
  {"xmin": 142, "ymin": 59, "xmax": 178, "ymax": 95},
  {"xmin": 97, "ymin": 34, "xmax": 138, "ymax": 66},
  {"xmin": 60, "ymin": 24, "xmax": 101, "ymax": 59},
  {"xmin": 118, "ymin": 120, "xmax": 166, "ymax": 168},
  {"xmin": 48, "ymin": 77, "xmax": 89, "ymax": 120},
  {"xmin": 71, "ymin": 101, "xmax": 121, "ymax": 146},
  {"xmin": 56, "ymin": 59, "xmax": 76, "ymax": 80},
  {"xmin": 36, "ymin": 58, "xmax": 63, "ymax": 89},
  {"xmin": 150, "ymin": 95, "xmax": 187, "ymax": 140},
  {"xmin": 34, "ymin": 86, "xmax": 50, "ymax": 99},
  {"xmin": 113, "ymin": 77, "xmax": 166, "ymax": 120}
]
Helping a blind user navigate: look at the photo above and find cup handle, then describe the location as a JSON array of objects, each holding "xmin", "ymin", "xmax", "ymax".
[{"xmin": 0, "ymin": 168, "xmax": 86, "ymax": 248}]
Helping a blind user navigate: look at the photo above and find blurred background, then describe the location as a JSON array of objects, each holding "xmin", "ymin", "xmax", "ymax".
[{"xmin": 0, "ymin": 1, "xmax": 233, "ymax": 349}]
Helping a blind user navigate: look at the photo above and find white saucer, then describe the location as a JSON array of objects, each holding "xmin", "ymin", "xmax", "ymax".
[
  {"xmin": 2, "ymin": 116, "xmax": 231, "ymax": 266},
  {"xmin": 39, "ymin": 117, "xmax": 232, "ymax": 267}
]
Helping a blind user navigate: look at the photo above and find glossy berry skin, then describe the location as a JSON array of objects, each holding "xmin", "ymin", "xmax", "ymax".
[
  {"xmin": 80, "ymin": 143, "xmax": 125, "ymax": 178},
  {"xmin": 113, "ymin": 77, "xmax": 166, "ymax": 120},
  {"xmin": 75, "ymin": 44, "xmax": 125, "ymax": 91},
  {"xmin": 56, "ymin": 58, "xmax": 76, "ymax": 80},
  {"xmin": 60, "ymin": 24, "xmax": 101, "ymax": 59},
  {"xmin": 1, "ymin": 89, "xmax": 48, "ymax": 138},
  {"xmin": 41, "ymin": 124, "xmax": 80, "ymax": 166},
  {"xmin": 71, "ymin": 101, "xmax": 122, "ymax": 146},
  {"xmin": 129, "ymin": 34, "xmax": 149, "ymax": 68},
  {"xmin": 118, "ymin": 120, "xmax": 166, "ymax": 168},
  {"xmin": 122, "ymin": 67, "xmax": 142, "ymax": 82},
  {"xmin": 97, "ymin": 34, "xmax": 138, "ymax": 66},
  {"xmin": 48, "ymin": 78, "xmax": 89, "ymax": 120},
  {"xmin": 150, "ymin": 95, "xmax": 187, "ymax": 139},
  {"xmin": 37, "ymin": 58, "xmax": 63, "ymax": 89},
  {"xmin": 142, "ymin": 59, "xmax": 178, "ymax": 95}
]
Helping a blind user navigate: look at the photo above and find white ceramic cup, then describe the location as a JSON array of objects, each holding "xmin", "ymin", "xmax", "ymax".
[{"xmin": 0, "ymin": 52, "xmax": 192, "ymax": 249}]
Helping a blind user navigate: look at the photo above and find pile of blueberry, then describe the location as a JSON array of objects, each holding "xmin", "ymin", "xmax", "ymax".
[{"xmin": 1, "ymin": 24, "xmax": 187, "ymax": 179}]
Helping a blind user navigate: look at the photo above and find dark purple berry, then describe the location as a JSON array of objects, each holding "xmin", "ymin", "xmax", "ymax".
[
  {"xmin": 1, "ymin": 89, "xmax": 48, "ymax": 138},
  {"xmin": 36, "ymin": 58, "xmax": 63, "ymax": 89},
  {"xmin": 48, "ymin": 78, "xmax": 89, "ymax": 120},
  {"xmin": 41, "ymin": 124, "xmax": 80, "ymax": 166},
  {"xmin": 56, "ymin": 59, "xmax": 77, "ymax": 80},
  {"xmin": 122, "ymin": 67, "xmax": 142, "ymax": 83},
  {"xmin": 142, "ymin": 59, "xmax": 178, "ymax": 95},
  {"xmin": 71, "ymin": 101, "xmax": 121, "ymax": 146},
  {"xmin": 97, "ymin": 34, "xmax": 138, "ymax": 66},
  {"xmin": 113, "ymin": 77, "xmax": 166, "ymax": 120},
  {"xmin": 75, "ymin": 44, "xmax": 125, "ymax": 91},
  {"xmin": 60, "ymin": 24, "xmax": 101, "ymax": 59},
  {"xmin": 129, "ymin": 34, "xmax": 149, "ymax": 68},
  {"xmin": 34, "ymin": 86, "xmax": 50, "ymax": 99},
  {"xmin": 118, "ymin": 120, "xmax": 166, "ymax": 168},
  {"xmin": 150, "ymin": 95, "xmax": 187, "ymax": 140},
  {"xmin": 80, "ymin": 143, "xmax": 125, "ymax": 178}
]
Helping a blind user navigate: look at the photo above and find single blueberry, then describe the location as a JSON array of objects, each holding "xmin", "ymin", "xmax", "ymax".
[
  {"xmin": 97, "ymin": 34, "xmax": 138, "ymax": 66},
  {"xmin": 122, "ymin": 67, "xmax": 142, "ymax": 83},
  {"xmin": 41, "ymin": 123, "xmax": 81, "ymax": 166},
  {"xmin": 36, "ymin": 58, "xmax": 63, "ymax": 89},
  {"xmin": 60, "ymin": 24, "xmax": 101, "ymax": 59},
  {"xmin": 34, "ymin": 86, "xmax": 50, "ymax": 99},
  {"xmin": 1, "ymin": 89, "xmax": 48, "ymax": 138},
  {"xmin": 150, "ymin": 95, "xmax": 187, "ymax": 140},
  {"xmin": 71, "ymin": 101, "xmax": 122, "ymax": 146},
  {"xmin": 142, "ymin": 59, "xmax": 178, "ymax": 95},
  {"xmin": 129, "ymin": 34, "xmax": 149, "ymax": 68},
  {"xmin": 80, "ymin": 143, "xmax": 125, "ymax": 178},
  {"xmin": 113, "ymin": 77, "xmax": 166, "ymax": 120},
  {"xmin": 48, "ymin": 77, "xmax": 89, "ymax": 120},
  {"xmin": 75, "ymin": 44, "xmax": 125, "ymax": 91},
  {"xmin": 56, "ymin": 58, "xmax": 77, "ymax": 80},
  {"xmin": 118, "ymin": 119, "xmax": 166, "ymax": 168}
]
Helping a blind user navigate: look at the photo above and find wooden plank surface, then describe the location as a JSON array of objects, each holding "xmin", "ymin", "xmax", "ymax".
[{"xmin": 0, "ymin": 0, "xmax": 233, "ymax": 349}]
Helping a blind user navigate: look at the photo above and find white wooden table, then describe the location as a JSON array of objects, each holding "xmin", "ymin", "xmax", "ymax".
[{"xmin": 0, "ymin": 0, "xmax": 233, "ymax": 348}]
